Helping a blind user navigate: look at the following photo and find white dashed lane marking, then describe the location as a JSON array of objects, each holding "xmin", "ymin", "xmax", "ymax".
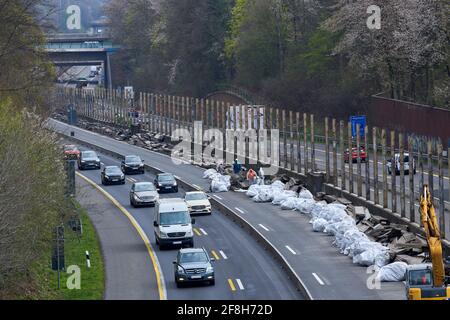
[
  {"xmin": 312, "ymin": 273, "xmax": 325, "ymax": 286},
  {"xmin": 259, "ymin": 224, "xmax": 270, "ymax": 232}
]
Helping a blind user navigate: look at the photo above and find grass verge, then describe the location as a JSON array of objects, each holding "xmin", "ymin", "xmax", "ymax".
[{"xmin": 27, "ymin": 203, "xmax": 105, "ymax": 300}]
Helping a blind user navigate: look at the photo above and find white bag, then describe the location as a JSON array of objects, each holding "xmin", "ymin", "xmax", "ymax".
[{"xmin": 376, "ymin": 262, "xmax": 408, "ymax": 282}]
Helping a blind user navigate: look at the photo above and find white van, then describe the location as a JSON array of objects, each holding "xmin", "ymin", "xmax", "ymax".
[{"xmin": 153, "ymin": 198, "xmax": 195, "ymax": 249}]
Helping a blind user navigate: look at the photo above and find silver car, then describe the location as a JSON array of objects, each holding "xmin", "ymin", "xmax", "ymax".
[
  {"xmin": 387, "ymin": 153, "xmax": 416, "ymax": 175},
  {"xmin": 130, "ymin": 182, "xmax": 159, "ymax": 207}
]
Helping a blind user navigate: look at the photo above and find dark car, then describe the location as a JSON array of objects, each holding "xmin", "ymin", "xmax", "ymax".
[
  {"xmin": 78, "ymin": 151, "xmax": 101, "ymax": 170},
  {"xmin": 344, "ymin": 146, "xmax": 367, "ymax": 163},
  {"xmin": 130, "ymin": 182, "xmax": 159, "ymax": 207},
  {"xmin": 121, "ymin": 155, "xmax": 145, "ymax": 174},
  {"xmin": 101, "ymin": 166, "xmax": 125, "ymax": 185},
  {"xmin": 173, "ymin": 248, "xmax": 215, "ymax": 287},
  {"xmin": 154, "ymin": 173, "xmax": 178, "ymax": 193}
]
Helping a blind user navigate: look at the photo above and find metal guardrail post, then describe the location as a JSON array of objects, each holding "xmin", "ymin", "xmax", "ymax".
[
  {"xmin": 408, "ymin": 136, "xmax": 415, "ymax": 223},
  {"xmin": 340, "ymin": 120, "xmax": 345, "ymax": 189},
  {"xmin": 391, "ymin": 130, "xmax": 397, "ymax": 213},
  {"xmin": 399, "ymin": 133, "xmax": 406, "ymax": 218},
  {"xmin": 348, "ymin": 122, "xmax": 353, "ymax": 194}
]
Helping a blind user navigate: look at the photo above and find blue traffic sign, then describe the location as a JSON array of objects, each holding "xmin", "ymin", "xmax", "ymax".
[{"xmin": 350, "ymin": 116, "xmax": 366, "ymax": 138}]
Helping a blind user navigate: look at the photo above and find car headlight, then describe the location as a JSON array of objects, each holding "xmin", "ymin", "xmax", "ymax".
[
  {"xmin": 121, "ymin": 174, "xmax": 125, "ymax": 179},
  {"xmin": 206, "ymin": 266, "xmax": 213, "ymax": 273},
  {"xmin": 134, "ymin": 194, "xmax": 141, "ymax": 201},
  {"xmin": 105, "ymin": 175, "xmax": 109, "ymax": 179},
  {"xmin": 139, "ymin": 163, "xmax": 144, "ymax": 167},
  {"xmin": 160, "ymin": 231, "xmax": 168, "ymax": 238},
  {"xmin": 185, "ymin": 230, "xmax": 193, "ymax": 237},
  {"xmin": 173, "ymin": 182, "xmax": 177, "ymax": 186},
  {"xmin": 177, "ymin": 266, "xmax": 185, "ymax": 274},
  {"xmin": 81, "ymin": 160, "xmax": 86, "ymax": 163}
]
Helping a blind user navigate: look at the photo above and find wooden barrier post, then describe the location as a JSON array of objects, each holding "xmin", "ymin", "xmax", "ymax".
[
  {"xmin": 391, "ymin": 131, "xmax": 397, "ymax": 213},
  {"xmin": 382, "ymin": 129, "xmax": 388, "ymax": 208},
  {"xmin": 332, "ymin": 119, "xmax": 338, "ymax": 186},
  {"xmin": 356, "ymin": 123, "xmax": 362, "ymax": 197},
  {"xmin": 408, "ymin": 136, "xmax": 415, "ymax": 223},
  {"xmin": 399, "ymin": 133, "xmax": 406, "ymax": 218},
  {"xmin": 438, "ymin": 143, "xmax": 445, "ymax": 238},
  {"xmin": 290, "ymin": 111, "xmax": 294, "ymax": 171},
  {"xmin": 373, "ymin": 127, "xmax": 379, "ymax": 204},
  {"xmin": 297, "ymin": 112, "xmax": 302, "ymax": 173},
  {"xmin": 325, "ymin": 117, "xmax": 330, "ymax": 182},
  {"xmin": 304, "ymin": 113, "xmax": 308, "ymax": 173},
  {"xmin": 348, "ymin": 122, "xmax": 353, "ymax": 194},
  {"xmin": 310, "ymin": 114, "xmax": 315, "ymax": 172},
  {"xmin": 340, "ymin": 120, "xmax": 345, "ymax": 189}
]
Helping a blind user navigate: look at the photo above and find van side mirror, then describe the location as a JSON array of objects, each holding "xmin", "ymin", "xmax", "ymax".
[
  {"xmin": 191, "ymin": 219, "xmax": 196, "ymax": 225},
  {"xmin": 153, "ymin": 221, "xmax": 158, "ymax": 227},
  {"xmin": 210, "ymin": 258, "xmax": 215, "ymax": 262},
  {"xmin": 172, "ymin": 261, "xmax": 177, "ymax": 265}
]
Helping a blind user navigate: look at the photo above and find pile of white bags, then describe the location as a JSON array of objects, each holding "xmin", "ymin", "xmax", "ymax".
[
  {"xmin": 376, "ymin": 262, "xmax": 408, "ymax": 282},
  {"xmin": 246, "ymin": 180, "xmax": 286, "ymax": 203},
  {"xmin": 272, "ymin": 190, "xmax": 298, "ymax": 206},
  {"xmin": 203, "ymin": 169, "xmax": 231, "ymax": 193},
  {"xmin": 309, "ymin": 203, "xmax": 390, "ymax": 268}
]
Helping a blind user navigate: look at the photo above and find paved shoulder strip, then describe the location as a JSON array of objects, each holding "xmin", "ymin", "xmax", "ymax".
[{"xmin": 76, "ymin": 172, "xmax": 167, "ymax": 300}]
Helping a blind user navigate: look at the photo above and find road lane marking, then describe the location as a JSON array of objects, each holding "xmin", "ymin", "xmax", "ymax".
[
  {"xmin": 228, "ymin": 279, "xmax": 237, "ymax": 291},
  {"xmin": 235, "ymin": 207, "xmax": 245, "ymax": 214},
  {"xmin": 312, "ymin": 273, "xmax": 325, "ymax": 286},
  {"xmin": 211, "ymin": 250, "xmax": 220, "ymax": 260},
  {"xmin": 259, "ymin": 224, "xmax": 270, "ymax": 232},
  {"xmin": 193, "ymin": 228, "xmax": 202, "ymax": 236},
  {"xmin": 126, "ymin": 178, "xmax": 134, "ymax": 183},
  {"xmin": 285, "ymin": 245, "xmax": 297, "ymax": 255},
  {"xmin": 200, "ymin": 228, "xmax": 208, "ymax": 236},
  {"xmin": 213, "ymin": 195, "xmax": 223, "ymax": 200},
  {"xmin": 76, "ymin": 172, "xmax": 167, "ymax": 300},
  {"xmin": 236, "ymin": 279, "xmax": 245, "ymax": 290},
  {"xmin": 219, "ymin": 250, "xmax": 228, "ymax": 260}
]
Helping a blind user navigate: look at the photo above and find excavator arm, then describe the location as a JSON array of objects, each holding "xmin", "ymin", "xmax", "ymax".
[{"xmin": 420, "ymin": 185, "xmax": 445, "ymax": 287}]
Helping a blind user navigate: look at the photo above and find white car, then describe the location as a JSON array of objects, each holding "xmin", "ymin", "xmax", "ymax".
[
  {"xmin": 387, "ymin": 153, "xmax": 416, "ymax": 175},
  {"xmin": 185, "ymin": 191, "xmax": 212, "ymax": 215}
]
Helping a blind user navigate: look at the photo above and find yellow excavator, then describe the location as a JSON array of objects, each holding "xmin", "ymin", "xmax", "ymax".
[{"xmin": 406, "ymin": 185, "xmax": 450, "ymax": 300}]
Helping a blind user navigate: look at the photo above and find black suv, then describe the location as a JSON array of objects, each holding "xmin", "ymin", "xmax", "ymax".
[
  {"xmin": 78, "ymin": 151, "xmax": 101, "ymax": 170},
  {"xmin": 173, "ymin": 248, "xmax": 215, "ymax": 287},
  {"xmin": 154, "ymin": 173, "xmax": 178, "ymax": 193},
  {"xmin": 121, "ymin": 155, "xmax": 145, "ymax": 174},
  {"xmin": 101, "ymin": 166, "xmax": 125, "ymax": 185}
]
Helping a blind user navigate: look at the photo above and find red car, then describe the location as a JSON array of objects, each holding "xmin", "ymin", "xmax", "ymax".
[
  {"xmin": 344, "ymin": 146, "xmax": 366, "ymax": 163},
  {"xmin": 63, "ymin": 144, "xmax": 80, "ymax": 160}
]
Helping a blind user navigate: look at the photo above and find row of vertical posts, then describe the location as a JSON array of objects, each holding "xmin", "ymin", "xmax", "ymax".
[{"xmin": 60, "ymin": 87, "xmax": 449, "ymax": 239}]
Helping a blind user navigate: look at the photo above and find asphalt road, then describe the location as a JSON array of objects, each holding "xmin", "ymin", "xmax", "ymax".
[
  {"xmin": 74, "ymin": 147, "xmax": 302, "ymax": 300},
  {"xmin": 76, "ymin": 177, "xmax": 159, "ymax": 300},
  {"xmin": 50, "ymin": 118, "xmax": 406, "ymax": 300}
]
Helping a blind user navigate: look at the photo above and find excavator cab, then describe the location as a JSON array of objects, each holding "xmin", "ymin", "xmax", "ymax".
[
  {"xmin": 405, "ymin": 185, "xmax": 450, "ymax": 300},
  {"xmin": 406, "ymin": 264, "xmax": 450, "ymax": 300}
]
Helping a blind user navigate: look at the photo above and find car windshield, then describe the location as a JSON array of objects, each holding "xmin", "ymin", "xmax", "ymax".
[
  {"xmin": 159, "ymin": 175, "xmax": 174, "ymax": 182},
  {"xmin": 409, "ymin": 270, "xmax": 432, "ymax": 286},
  {"xmin": 105, "ymin": 167, "xmax": 122, "ymax": 175},
  {"xmin": 186, "ymin": 193, "xmax": 207, "ymax": 201},
  {"xmin": 180, "ymin": 252, "xmax": 208, "ymax": 264},
  {"xmin": 160, "ymin": 211, "xmax": 190, "ymax": 226},
  {"xmin": 64, "ymin": 145, "xmax": 77, "ymax": 151},
  {"xmin": 83, "ymin": 151, "xmax": 97, "ymax": 159},
  {"xmin": 135, "ymin": 183, "xmax": 155, "ymax": 192},
  {"xmin": 126, "ymin": 156, "xmax": 141, "ymax": 163}
]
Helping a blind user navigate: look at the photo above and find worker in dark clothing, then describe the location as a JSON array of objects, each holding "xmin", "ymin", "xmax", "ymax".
[{"xmin": 233, "ymin": 158, "xmax": 242, "ymax": 174}]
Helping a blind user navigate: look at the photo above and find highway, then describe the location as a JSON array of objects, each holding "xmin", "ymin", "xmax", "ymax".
[
  {"xmin": 73, "ymin": 146, "xmax": 302, "ymax": 300},
  {"xmin": 50, "ymin": 118, "xmax": 406, "ymax": 299}
]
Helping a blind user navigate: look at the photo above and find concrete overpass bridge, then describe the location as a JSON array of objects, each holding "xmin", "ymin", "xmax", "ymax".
[{"xmin": 45, "ymin": 33, "xmax": 119, "ymax": 90}]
